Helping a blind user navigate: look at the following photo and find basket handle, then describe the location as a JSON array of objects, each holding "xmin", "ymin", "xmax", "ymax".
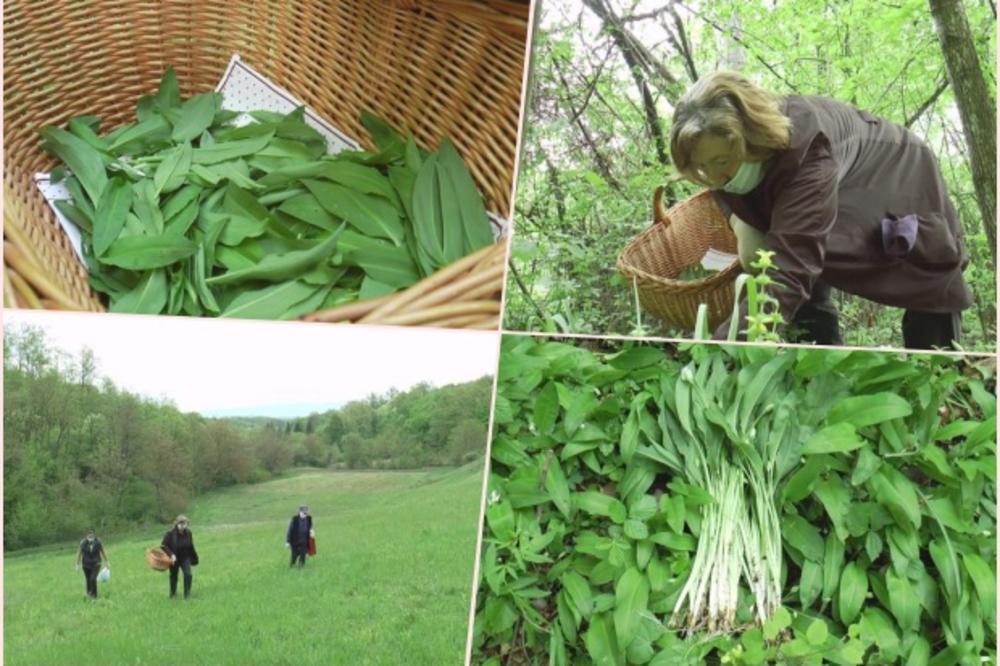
[{"xmin": 653, "ymin": 186, "xmax": 670, "ymax": 227}]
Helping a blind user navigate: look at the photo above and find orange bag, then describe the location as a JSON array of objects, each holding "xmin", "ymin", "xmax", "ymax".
[{"xmin": 307, "ymin": 537, "xmax": 316, "ymax": 556}]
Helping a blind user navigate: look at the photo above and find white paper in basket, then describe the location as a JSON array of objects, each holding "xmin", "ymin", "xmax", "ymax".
[{"xmin": 35, "ymin": 54, "xmax": 508, "ymax": 266}]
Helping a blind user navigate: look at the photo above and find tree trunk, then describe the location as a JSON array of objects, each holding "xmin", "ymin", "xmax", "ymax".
[{"xmin": 928, "ymin": 0, "xmax": 996, "ymax": 263}]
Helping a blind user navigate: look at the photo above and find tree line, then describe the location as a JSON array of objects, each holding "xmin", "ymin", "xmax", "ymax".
[{"xmin": 3, "ymin": 325, "xmax": 491, "ymax": 550}]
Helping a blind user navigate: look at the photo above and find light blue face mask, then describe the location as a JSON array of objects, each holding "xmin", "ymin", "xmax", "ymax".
[{"xmin": 721, "ymin": 160, "xmax": 766, "ymax": 194}]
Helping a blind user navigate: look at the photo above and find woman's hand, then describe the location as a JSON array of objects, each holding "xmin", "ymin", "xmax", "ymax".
[{"xmin": 170, "ymin": 554, "xmax": 177, "ymax": 564}]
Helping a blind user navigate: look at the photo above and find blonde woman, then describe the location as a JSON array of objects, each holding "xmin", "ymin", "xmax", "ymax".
[{"xmin": 670, "ymin": 71, "xmax": 971, "ymax": 348}]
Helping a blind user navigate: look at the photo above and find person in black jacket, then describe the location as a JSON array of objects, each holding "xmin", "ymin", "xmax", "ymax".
[
  {"xmin": 161, "ymin": 515, "xmax": 199, "ymax": 599},
  {"xmin": 75, "ymin": 528, "xmax": 109, "ymax": 598},
  {"xmin": 286, "ymin": 505, "xmax": 313, "ymax": 568}
]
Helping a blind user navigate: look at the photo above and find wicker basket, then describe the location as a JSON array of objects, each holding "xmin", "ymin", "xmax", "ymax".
[
  {"xmin": 145, "ymin": 548, "xmax": 172, "ymax": 572},
  {"xmin": 3, "ymin": 0, "xmax": 528, "ymax": 329},
  {"xmin": 617, "ymin": 188, "xmax": 741, "ymax": 332}
]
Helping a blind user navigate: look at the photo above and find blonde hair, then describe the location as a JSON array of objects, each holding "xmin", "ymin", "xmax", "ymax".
[{"xmin": 670, "ymin": 71, "xmax": 792, "ymax": 185}]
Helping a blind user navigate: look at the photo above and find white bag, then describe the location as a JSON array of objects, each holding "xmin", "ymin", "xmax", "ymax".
[{"xmin": 97, "ymin": 566, "xmax": 110, "ymax": 582}]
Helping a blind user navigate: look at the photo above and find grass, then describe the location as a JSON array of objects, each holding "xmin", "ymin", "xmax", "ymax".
[{"xmin": 4, "ymin": 464, "xmax": 486, "ymax": 666}]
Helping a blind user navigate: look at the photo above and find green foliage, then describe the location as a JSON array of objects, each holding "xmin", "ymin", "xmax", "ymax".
[
  {"xmin": 4, "ymin": 466, "xmax": 481, "ymax": 665},
  {"xmin": 43, "ymin": 69, "xmax": 494, "ymax": 318},
  {"xmin": 472, "ymin": 335, "xmax": 996, "ymax": 664},
  {"xmin": 505, "ymin": 0, "xmax": 996, "ymax": 350}
]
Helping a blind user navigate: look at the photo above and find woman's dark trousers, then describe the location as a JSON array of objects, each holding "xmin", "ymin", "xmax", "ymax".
[{"xmin": 170, "ymin": 558, "xmax": 193, "ymax": 598}]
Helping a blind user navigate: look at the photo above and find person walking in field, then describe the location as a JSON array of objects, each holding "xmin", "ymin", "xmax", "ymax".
[
  {"xmin": 669, "ymin": 71, "xmax": 971, "ymax": 349},
  {"xmin": 286, "ymin": 505, "xmax": 314, "ymax": 568},
  {"xmin": 75, "ymin": 528, "xmax": 109, "ymax": 599},
  {"xmin": 161, "ymin": 515, "xmax": 199, "ymax": 599}
]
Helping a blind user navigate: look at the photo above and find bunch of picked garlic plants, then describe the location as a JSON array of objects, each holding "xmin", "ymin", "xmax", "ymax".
[{"xmin": 642, "ymin": 345, "xmax": 800, "ymax": 635}]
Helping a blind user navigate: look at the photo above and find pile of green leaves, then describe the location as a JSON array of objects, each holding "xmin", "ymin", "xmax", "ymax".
[
  {"xmin": 474, "ymin": 336, "xmax": 996, "ymax": 665},
  {"xmin": 41, "ymin": 68, "xmax": 494, "ymax": 318}
]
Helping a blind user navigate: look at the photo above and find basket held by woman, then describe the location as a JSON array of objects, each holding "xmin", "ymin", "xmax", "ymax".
[
  {"xmin": 617, "ymin": 188, "xmax": 741, "ymax": 332},
  {"xmin": 145, "ymin": 547, "xmax": 172, "ymax": 572}
]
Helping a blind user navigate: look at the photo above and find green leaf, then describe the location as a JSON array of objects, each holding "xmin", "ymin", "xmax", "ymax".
[
  {"xmin": 783, "ymin": 513, "xmax": 825, "ymax": 561},
  {"xmin": 171, "ymin": 92, "xmax": 220, "ymax": 142},
  {"xmin": 799, "ymin": 560, "xmax": 823, "ymax": 608},
  {"xmin": 868, "ymin": 468, "xmax": 921, "ymax": 530},
  {"xmin": 153, "ymin": 141, "xmax": 193, "ymax": 195},
  {"xmin": 411, "ymin": 154, "xmax": 446, "ymax": 266},
  {"xmin": 359, "ymin": 110, "xmax": 404, "ymax": 152},
  {"xmin": 437, "ymin": 137, "xmax": 493, "ymax": 254},
  {"xmin": 805, "ymin": 618, "xmax": 828, "ymax": 646},
  {"xmin": 336, "ymin": 230, "xmax": 421, "ymax": 288},
  {"xmin": 303, "ymin": 179, "xmax": 405, "ymax": 245},
  {"xmin": 100, "ymin": 235, "xmax": 196, "ymax": 269},
  {"xmin": 926, "ymin": 641, "xmax": 976, "ymax": 666},
  {"xmin": 278, "ymin": 193, "xmax": 340, "ymax": 232},
  {"xmin": 762, "ymin": 606, "xmax": 791, "ymax": 640},
  {"xmin": 561, "ymin": 570, "xmax": 593, "ymax": 617},
  {"xmin": 885, "ymin": 569, "xmax": 921, "ymax": 630},
  {"xmin": 584, "ymin": 613, "xmax": 624, "ymax": 666},
  {"xmin": 609, "ymin": 347, "xmax": 664, "ymax": 370},
  {"xmin": 838, "ymin": 561, "xmax": 868, "ymax": 625},
  {"xmin": 93, "ymin": 176, "xmax": 133, "ymax": 256},
  {"xmin": 822, "ymin": 534, "xmax": 845, "ymax": 604},
  {"xmin": 108, "ymin": 115, "xmax": 171, "ymax": 154},
  {"xmin": 906, "ymin": 636, "xmax": 931, "ymax": 666},
  {"xmin": 109, "ymin": 269, "xmax": 167, "ymax": 314},
  {"xmin": 827, "ymin": 392, "xmax": 912, "ymax": 428},
  {"xmin": 545, "ymin": 456, "xmax": 572, "ymax": 518},
  {"xmin": 813, "ymin": 475, "xmax": 851, "ymax": 542},
  {"xmin": 619, "ymin": 409, "xmax": 640, "ymax": 464},
  {"xmin": 802, "ymin": 422, "xmax": 864, "ymax": 454},
  {"xmin": 208, "ymin": 224, "xmax": 345, "ymax": 286},
  {"xmin": 961, "ymin": 552, "xmax": 996, "ymax": 625},
  {"xmin": 613, "ymin": 568, "xmax": 649, "ymax": 648},
  {"xmin": 319, "ymin": 160, "xmax": 398, "ymax": 201},
  {"xmin": 533, "ymin": 382, "xmax": 560, "ymax": 434},
  {"xmin": 851, "ymin": 447, "xmax": 882, "ymax": 485},
  {"xmin": 192, "ymin": 133, "xmax": 274, "ymax": 164},
  {"xmin": 40, "ymin": 126, "xmax": 108, "ymax": 207},
  {"xmin": 575, "ymin": 491, "xmax": 627, "ymax": 524},
  {"xmin": 220, "ymin": 280, "xmax": 318, "ymax": 319}
]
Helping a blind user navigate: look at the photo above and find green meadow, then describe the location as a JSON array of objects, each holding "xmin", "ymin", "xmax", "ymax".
[{"xmin": 4, "ymin": 465, "xmax": 485, "ymax": 666}]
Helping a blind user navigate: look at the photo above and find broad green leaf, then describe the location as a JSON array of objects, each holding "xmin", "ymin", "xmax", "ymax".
[
  {"xmin": 961, "ymin": 552, "xmax": 996, "ymax": 625},
  {"xmin": 545, "ymin": 456, "xmax": 571, "ymax": 518},
  {"xmin": 813, "ymin": 475, "xmax": 851, "ymax": 541},
  {"xmin": 437, "ymin": 137, "xmax": 494, "ymax": 253},
  {"xmin": 906, "ymin": 636, "xmax": 931, "ymax": 666},
  {"xmin": 303, "ymin": 179, "xmax": 405, "ymax": 245},
  {"xmin": 336, "ymin": 230, "xmax": 421, "ymax": 288},
  {"xmin": 822, "ymin": 534, "xmax": 845, "ymax": 604},
  {"xmin": 220, "ymin": 280, "xmax": 319, "ymax": 319},
  {"xmin": 885, "ymin": 569, "xmax": 921, "ymax": 630},
  {"xmin": 109, "ymin": 269, "xmax": 167, "ymax": 314},
  {"xmin": 41, "ymin": 126, "xmax": 108, "ymax": 207},
  {"xmin": 802, "ymin": 422, "xmax": 864, "ymax": 454},
  {"xmin": 533, "ymin": 382, "xmax": 560, "ymax": 434},
  {"xmin": 278, "ymin": 193, "xmax": 340, "ymax": 232},
  {"xmin": 561, "ymin": 571, "xmax": 592, "ymax": 617},
  {"xmin": 584, "ymin": 613, "xmax": 624, "ymax": 666},
  {"xmin": 93, "ymin": 176, "xmax": 133, "ymax": 256},
  {"xmin": 574, "ymin": 491, "xmax": 627, "ymax": 524},
  {"xmin": 799, "ymin": 559, "xmax": 823, "ymax": 608},
  {"xmin": 805, "ymin": 618, "xmax": 828, "ymax": 646},
  {"xmin": 100, "ymin": 235, "xmax": 196, "ymax": 269},
  {"xmin": 762, "ymin": 606, "xmax": 792, "ymax": 640},
  {"xmin": 153, "ymin": 141, "xmax": 193, "ymax": 195},
  {"xmin": 869, "ymin": 468, "xmax": 921, "ymax": 530},
  {"xmin": 208, "ymin": 224, "xmax": 345, "ymax": 286},
  {"xmin": 613, "ymin": 568, "xmax": 649, "ymax": 648},
  {"xmin": 838, "ymin": 561, "xmax": 868, "ymax": 625},
  {"xmin": 171, "ymin": 92, "xmax": 220, "ymax": 142},
  {"xmin": 782, "ymin": 513, "xmax": 824, "ymax": 562},
  {"xmin": 827, "ymin": 392, "xmax": 912, "ymax": 428},
  {"xmin": 192, "ymin": 133, "xmax": 274, "ymax": 164}
]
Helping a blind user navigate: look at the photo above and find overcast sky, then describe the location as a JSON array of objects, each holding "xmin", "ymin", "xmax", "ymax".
[{"xmin": 4, "ymin": 311, "xmax": 499, "ymax": 417}]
